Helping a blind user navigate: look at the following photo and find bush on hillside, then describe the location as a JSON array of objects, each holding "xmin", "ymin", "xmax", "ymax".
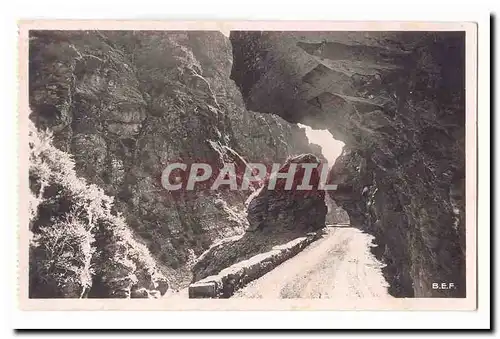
[{"xmin": 28, "ymin": 120, "xmax": 168, "ymax": 298}]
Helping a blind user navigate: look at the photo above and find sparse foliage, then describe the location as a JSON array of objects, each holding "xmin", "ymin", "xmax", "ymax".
[{"xmin": 28, "ymin": 120, "xmax": 168, "ymax": 298}]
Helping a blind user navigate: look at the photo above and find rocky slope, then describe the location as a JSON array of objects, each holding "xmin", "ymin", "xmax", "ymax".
[
  {"xmin": 28, "ymin": 30, "xmax": 323, "ymax": 288},
  {"xmin": 192, "ymin": 153, "xmax": 327, "ymax": 281},
  {"xmin": 230, "ymin": 31, "xmax": 466, "ymax": 297}
]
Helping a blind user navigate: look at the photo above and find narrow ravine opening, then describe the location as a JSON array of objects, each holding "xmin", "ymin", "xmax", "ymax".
[
  {"xmin": 297, "ymin": 123, "xmax": 350, "ymax": 225},
  {"xmin": 297, "ymin": 123, "xmax": 344, "ymax": 167},
  {"xmin": 282, "ymin": 123, "xmax": 392, "ymax": 299}
]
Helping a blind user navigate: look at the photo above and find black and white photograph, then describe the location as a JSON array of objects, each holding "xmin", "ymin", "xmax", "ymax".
[{"xmin": 19, "ymin": 21, "xmax": 478, "ymax": 312}]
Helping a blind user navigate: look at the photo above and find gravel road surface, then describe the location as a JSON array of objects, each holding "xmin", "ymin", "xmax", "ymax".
[{"xmin": 233, "ymin": 227, "xmax": 392, "ymax": 299}]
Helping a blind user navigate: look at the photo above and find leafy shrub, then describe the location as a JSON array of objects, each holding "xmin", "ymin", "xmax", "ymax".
[
  {"xmin": 30, "ymin": 214, "xmax": 95, "ymax": 297},
  {"xmin": 28, "ymin": 120, "xmax": 168, "ymax": 298}
]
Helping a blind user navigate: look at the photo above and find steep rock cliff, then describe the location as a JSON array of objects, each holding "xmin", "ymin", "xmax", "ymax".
[
  {"xmin": 28, "ymin": 30, "xmax": 318, "ymax": 287},
  {"xmin": 230, "ymin": 31, "xmax": 466, "ymax": 297}
]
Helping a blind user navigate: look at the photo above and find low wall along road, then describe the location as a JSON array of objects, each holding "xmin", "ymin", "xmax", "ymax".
[
  {"xmin": 189, "ymin": 232, "xmax": 322, "ymax": 298},
  {"xmin": 188, "ymin": 225, "xmax": 391, "ymax": 299}
]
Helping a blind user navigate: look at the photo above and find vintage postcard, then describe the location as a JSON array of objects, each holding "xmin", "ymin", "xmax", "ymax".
[{"xmin": 18, "ymin": 20, "xmax": 478, "ymax": 311}]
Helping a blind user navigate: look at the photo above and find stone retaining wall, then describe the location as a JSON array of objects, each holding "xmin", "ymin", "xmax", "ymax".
[{"xmin": 188, "ymin": 231, "xmax": 322, "ymax": 298}]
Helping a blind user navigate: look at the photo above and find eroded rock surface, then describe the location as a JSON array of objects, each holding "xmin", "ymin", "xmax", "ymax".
[
  {"xmin": 29, "ymin": 31, "xmax": 320, "ymax": 287},
  {"xmin": 192, "ymin": 154, "xmax": 328, "ymax": 281},
  {"xmin": 246, "ymin": 154, "xmax": 327, "ymax": 233},
  {"xmin": 230, "ymin": 31, "xmax": 466, "ymax": 297}
]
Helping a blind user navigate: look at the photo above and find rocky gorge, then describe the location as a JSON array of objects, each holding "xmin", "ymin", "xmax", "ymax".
[
  {"xmin": 28, "ymin": 30, "xmax": 328, "ymax": 296},
  {"xmin": 230, "ymin": 31, "xmax": 466, "ymax": 297},
  {"xmin": 28, "ymin": 29, "xmax": 466, "ymax": 298}
]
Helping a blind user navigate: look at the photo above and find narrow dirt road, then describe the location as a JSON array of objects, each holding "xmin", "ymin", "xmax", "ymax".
[{"xmin": 233, "ymin": 226, "xmax": 393, "ymax": 299}]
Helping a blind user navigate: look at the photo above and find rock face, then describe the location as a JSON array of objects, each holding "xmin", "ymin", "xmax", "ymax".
[
  {"xmin": 304, "ymin": 141, "xmax": 350, "ymax": 225},
  {"xmin": 192, "ymin": 153, "xmax": 327, "ymax": 281},
  {"xmin": 246, "ymin": 154, "xmax": 327, "ymax": 233},
  {"xmin": 28, "ymin": 30, "xmax": 319, "ymax": 287},
  {"xmin": 325, "ymin": 194, "xmax": 350, "ymax": 225},
  {"xmin": 230, "ymin": 31, "xmax": 466, "ymax": 297}
]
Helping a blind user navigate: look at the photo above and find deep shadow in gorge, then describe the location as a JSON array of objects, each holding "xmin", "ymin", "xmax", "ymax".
[
  {"xmin": 27, "ymin": 30, "xmax": 331, "ymax": 292},
  {"xmin": 296, "ymin": 123, "xmax": 350, "ymax": 225},
  {"xmin": 229, "ymin": 31, "xmax": 466, "ymax": 298},
  {"xmin": 27, "ymin": 30, "xmax": 466, "ymax": 299}
]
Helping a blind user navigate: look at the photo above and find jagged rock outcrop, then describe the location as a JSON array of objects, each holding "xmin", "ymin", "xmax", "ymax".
[
  {"xmin": 230, "ymin": 31, "xmax": 466, "ymax": 297},
  {"xmin": 192, "ymin": 154, "xmax": 327, "ymax": 281},
  {"xmin": 246, "ymin": 154, "xmax": 327, "ymax": 232},
  {"xmin": 325, "ymin": 194, "xmax": 350, "ymax": 225},
  {"xmin": 28, "ymin": 30, "xmax": 318, "ymax": 287},
  {"xmin": 304, "ymin": 141, "xmax": 350, "ymax": 225}
]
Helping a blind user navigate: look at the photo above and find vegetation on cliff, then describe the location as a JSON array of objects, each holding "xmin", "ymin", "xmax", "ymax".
[
  {"xmin": 29, "ymin": 31, "xmax": 320, "ymax": 287},
  {"xmin": 28, "ymin": 120, "xmax": 168, "ymax": 298}
]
